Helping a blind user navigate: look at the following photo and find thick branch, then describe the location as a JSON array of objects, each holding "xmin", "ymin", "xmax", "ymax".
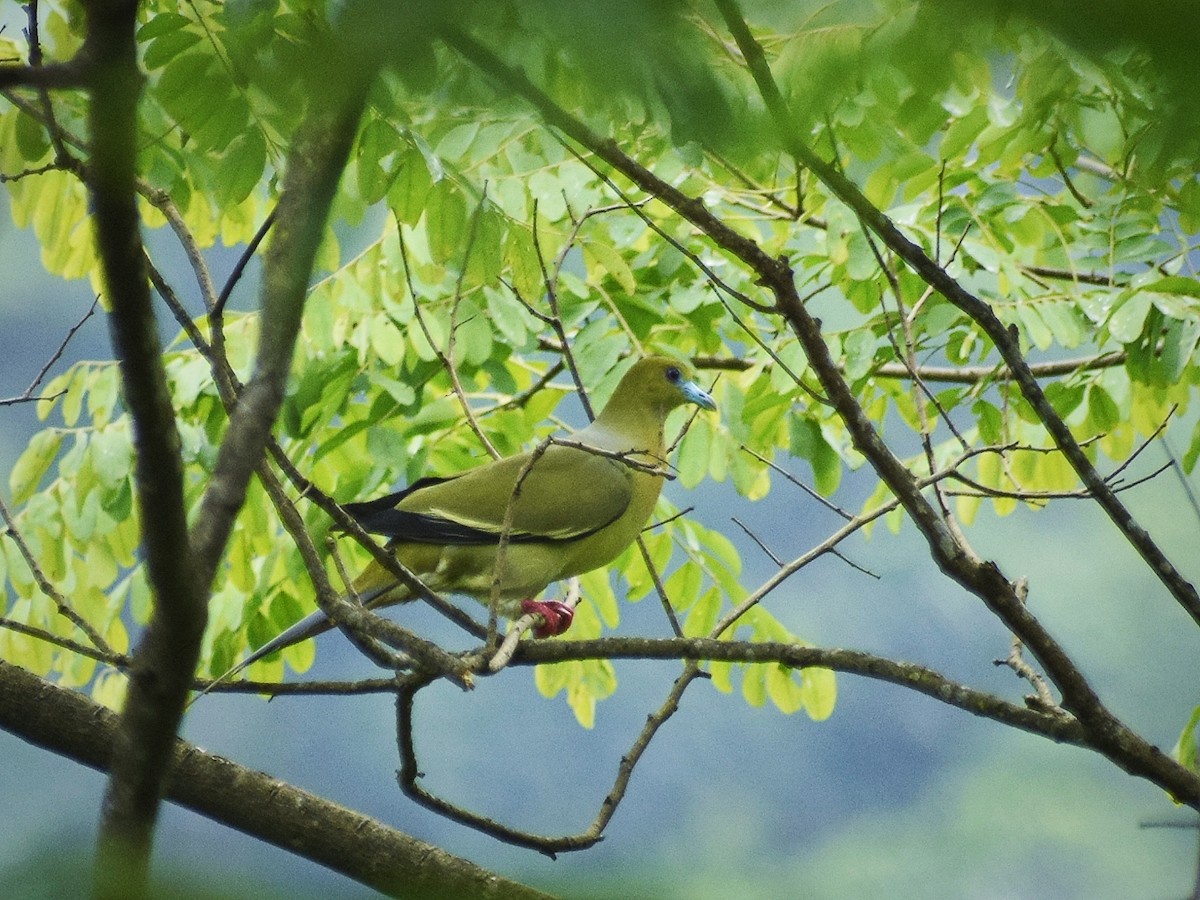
[
  {"xmin": 0, "ymin": 661, "xmax": 550, "ymax": 900},
  {"xmin": 0, "ymin": 59, "xmax": 88, "ymax": 90},
  {"xmin": 84, "ymin": 1, "xmax": 204, "ymax": 889}
]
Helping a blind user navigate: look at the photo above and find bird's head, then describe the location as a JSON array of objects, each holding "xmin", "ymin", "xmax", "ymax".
[{"xmin": 600, "ymin": 356, "xmax": 717, "ymax": 426}]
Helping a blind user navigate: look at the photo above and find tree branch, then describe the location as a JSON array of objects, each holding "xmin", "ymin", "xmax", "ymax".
[
  {"xmin": 0, "ymin": 60, "xmax": 88, "ymax": 90},
  {"xmin": 83, "ymin": 2, "xmax": 205, "ymax": 891},
  {"xmin": 710, "ymin": 0, "xmax": 1200, "ymax": 806},
  {"xmin": 711, "ymin": 0, "xmax": 1200, "ymax": 631},
  {"xmin": 448, "ymin": 11, "xmax": 1200, "ymax": 811},
  {"xmin": 0, "ymin": 661, "xmax": 551, "ymax": 900}
]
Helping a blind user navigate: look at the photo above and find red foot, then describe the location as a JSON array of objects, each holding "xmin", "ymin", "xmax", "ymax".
[{"xmin": 520, "ymin": 599, "xmax": 575, "ymax": 638}]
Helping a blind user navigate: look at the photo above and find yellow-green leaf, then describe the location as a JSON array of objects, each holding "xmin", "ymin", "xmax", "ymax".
[{"xmin": 10, "ymin": 430, "xmax": 64, "ymax": 504}]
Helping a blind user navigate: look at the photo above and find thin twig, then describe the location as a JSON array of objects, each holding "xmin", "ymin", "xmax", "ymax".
[
  {"xmin": 732, "ymin": 516, "xmax": 782, "ymax": 566},
  {"xmin": 0, "ymin": 495, "xmax": 113, "ymax": 654},
  {"xmin": 213, "ymin": 205, "xmax": 277, "ymax": 319},
  {"xmin": 992, "ymin": 578, "xmax": 1057, "ymax": 708},
  {"xmin": 740, "ymin": 445, "xmax": 852, "ymax": 519},
  {"xmin": 16, "ymin": 296, "xmax": 99, "ymax": 401},
  {"xmin": 0, "ymin": 616, "xmax": 126, "ymax": 667},
  {"xmin": 636, "ymin": 536, "xmax": 684, "ymax": 637},
  {"xmin": 396, "ymin": 216, "xmax": 500, "ymax": 459}
]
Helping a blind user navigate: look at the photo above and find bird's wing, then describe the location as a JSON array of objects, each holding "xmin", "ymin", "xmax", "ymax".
[{"xmin": 343, "ymin": 444, "xmax": 635, "ymax": 545}]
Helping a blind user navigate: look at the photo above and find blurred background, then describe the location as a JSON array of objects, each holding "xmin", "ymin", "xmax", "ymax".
[{"xmin": 1, "ymin": 184, "xmax": 1199, "ymax": 900}]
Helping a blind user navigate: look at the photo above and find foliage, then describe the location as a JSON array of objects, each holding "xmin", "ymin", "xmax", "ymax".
[{"xmin": 4, "ymin": 0, "xmax": 1200, "ymax": 885}]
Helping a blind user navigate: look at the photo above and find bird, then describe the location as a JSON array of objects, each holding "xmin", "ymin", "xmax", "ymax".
[{"xmin": 198, "ymin": 355, "xmax": 716, "ymax": 696}]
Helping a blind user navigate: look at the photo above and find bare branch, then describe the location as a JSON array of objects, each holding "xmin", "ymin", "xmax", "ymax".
[
  {"xmin": 213, "ymin": 206, "xmax": 277, "ymax": 319},
  {"xmin": 0, "ymin": 59, "xmax": 87, "ymax": 90},
  {"xmin": 85, "ymin": 3, "xmax": 204, "ymax": 886},
  {"xmin": 0, "ymin": 660, "xmax": 550, "ymax": 899},
  {"xmin": 0, "ymin": 296, "xmax": 98, "ymax": 407},
  {"xmin": 397, "ymin": 219, "xmax": 500, "ymax": 460},
  {"xmin": 637, "ymin": 535, "xmax": 685, "ymax": 637},
  {"xmin": 0, "ymin": 495, "xmax": 113, "ymax": 654},
  {"xmin": 993, "ymin": 579, "xmax": 1058, "ymax": 709}
]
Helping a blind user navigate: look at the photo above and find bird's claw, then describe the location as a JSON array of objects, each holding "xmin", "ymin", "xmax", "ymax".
[{"xmin": 520, "ymin": 599, "xmax": 575, "ymax": 638}]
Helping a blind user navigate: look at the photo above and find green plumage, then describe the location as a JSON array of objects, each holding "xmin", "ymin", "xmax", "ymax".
[
  {"xmin": 349, "ymin": 356, "xmax": 714, "ymax": 611},
  {"xmin": 204, "ymin": 356, "xmax": 716, "ymax": 691}
]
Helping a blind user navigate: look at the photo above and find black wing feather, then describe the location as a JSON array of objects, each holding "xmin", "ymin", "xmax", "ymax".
[
  {"xmin": 344, "ymin": 507, "xmax": 548, "ymax": 545},
  {"xmin": 342, "ymin": 476, "xmax": 546, "ymax": 545},
  {"xmin": 341, "ymin": 472, "xmax": 617, "ymax": 546}
]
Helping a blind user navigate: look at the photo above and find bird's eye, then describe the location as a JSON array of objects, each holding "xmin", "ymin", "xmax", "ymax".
[{"xmin": 666, "ymin": 366, "xmax": 681, "ymax": 383}]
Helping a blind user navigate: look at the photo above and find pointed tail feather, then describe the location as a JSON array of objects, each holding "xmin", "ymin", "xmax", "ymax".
[{"xmin": 188, "ymin": 582, "xmax": 397, "ymax": 706}]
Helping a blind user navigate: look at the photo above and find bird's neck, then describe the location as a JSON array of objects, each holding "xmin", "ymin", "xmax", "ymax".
[{"xmin": 581, "ymin": 403, "xmax": 667, "ymax": 457}]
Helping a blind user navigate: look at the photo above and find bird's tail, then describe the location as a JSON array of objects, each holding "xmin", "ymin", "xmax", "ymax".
[{"xmin": 188, "ymin": 580, "xmax": 398, "ymax": 706}]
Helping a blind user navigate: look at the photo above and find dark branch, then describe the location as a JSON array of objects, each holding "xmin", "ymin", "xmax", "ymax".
[
  {"xmin": 85, "ymin": 2, "xmax": 205, "ymax": 891},
  {"xmin": 711, "ymin": 0, "xmax": 1200, "ymax": 633},
  {"xmin": 0, "ymin": 59, "xmax": 88, "ymax": 90},
  {"xmin": 0, "ymin": 661, "xmax": 551, "ymax": 900}
]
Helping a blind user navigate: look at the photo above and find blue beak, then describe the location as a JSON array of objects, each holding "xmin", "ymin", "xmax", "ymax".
[{"xmin": 681, "ymin": 380, "xmax": 717, "ymax": 411}]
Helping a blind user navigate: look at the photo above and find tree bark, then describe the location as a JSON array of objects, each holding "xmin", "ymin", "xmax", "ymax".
[{"xmin": 0, "ymin": 661, "xmax": 553, "ymax": 900}]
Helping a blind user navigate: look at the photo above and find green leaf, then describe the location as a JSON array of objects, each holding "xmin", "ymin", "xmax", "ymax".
[
  {"xmin": 216, "ymin": 129, "xmax": 266, "ymax": 206},
  {"xmin": 424, "ymin": 180, "xmax": 468, "ymax": 266},
  {"xmin": 137, "ymin": 11, "xmax": 192, "ymax": 41},
  {"xmin": 90, "ymin": 427, "xmax": 134, "ymax": 490},
  {"xmin": 14, "ymin": 109, "xmax": 50, "ymax": 163},
  {"xmin": 368, "ymin": 314, "xmax": 406, "ymax": 366},
  {"xmin": 664, "ymin": 561, "xmax": 704, "ymax": 614},
  {"xmin": 1174, "ymin": 705, "xmax": 1200, "ymax": 773},
  {"xmin": 683, "ymin": 586, "xmax": 721, "ymax": 638},
  {"xmin": 578, "ymin": 569, "xmax": 619, "ymax": 629},
  {"xmin": 1179, "ymin": 178, "xmax": 1200, "ymax": 233},
  {"xmin": 503, "ymin": 225, "xmax": 543, "ymax": 301},
  {"xmin": 1086, "ymin": 384, "xmax": 1120, "ymax": 433},
  {"xmin": 436, "ymin": 122, "xmax": 480, "ymax": 161},
  {"xmin": 940, "ymin": 106, "xmax": 989, "ymax": 160},
  {"xmin": 91, "ymin": 670, "xmax": 128, "ymax": 712},
  {"xmin": 1106, "ymin": 292, "xmax": 1152, "ymax": 343},
  {"xmin": 801, "ymin": 666, "xmax": 837, "ymax": 721},
  {"xmin": 156, "ymin": 52, "xmax": 216, "ymax": 121},
  {"xmin": 485, "ymin": 286, "xmax": 531, "ymax": 347},
  {"xmin": 676, "ymin": 417, "xmax": 711, "ymax": 489},
  {"xmin": 357, "ymin": 117, "xmax": 401, "ymax": 205},
  {"xmin": 1185, "ymin": 418, "xmax": 1200, "ymax": 473},
  {"xmin": 741, "ymin": 663, "xmax": 767, "ymax": 708},
  {"xmin": 581, "ymin": 240, "xmax": 636, "ymax": 295},
  {"xmin": 143, "ymin": 28, "xmax": 202, "ymax": 70},
  {"xmin": 87, "ymin": 365, "xmax": 121, "ymax": 428},
  {"xmin": 454, "ymin": 298, "xmax": 493, "ymax": 365},
  {"xmin": 388, "ymin": 148, "xmax": 434, "ymax": 226},
  {"xmin": 1017, "ymin": 304, "xmax": 1053, "ymax": 351},
  {"xmin": 535, "ymin": 660, "xmax": 573, "ymax": 700},
  {"xmin": 789, "ymin": 417, "xmax": 841, "ymax": 496},
  {"xmin": 842, "ymin": 329, "xmax": 877, "ymax": 380},
  {"xmin": 10, "ymin": 430, "xmax": 64, "ymax": 504},
  {"xmin": 766, "ymin": 664, "xmax": 806, "ymax": 714},
  {"xmin": 1041, "ymin": 300, "xmax": 1089, "ymax": 348}
]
